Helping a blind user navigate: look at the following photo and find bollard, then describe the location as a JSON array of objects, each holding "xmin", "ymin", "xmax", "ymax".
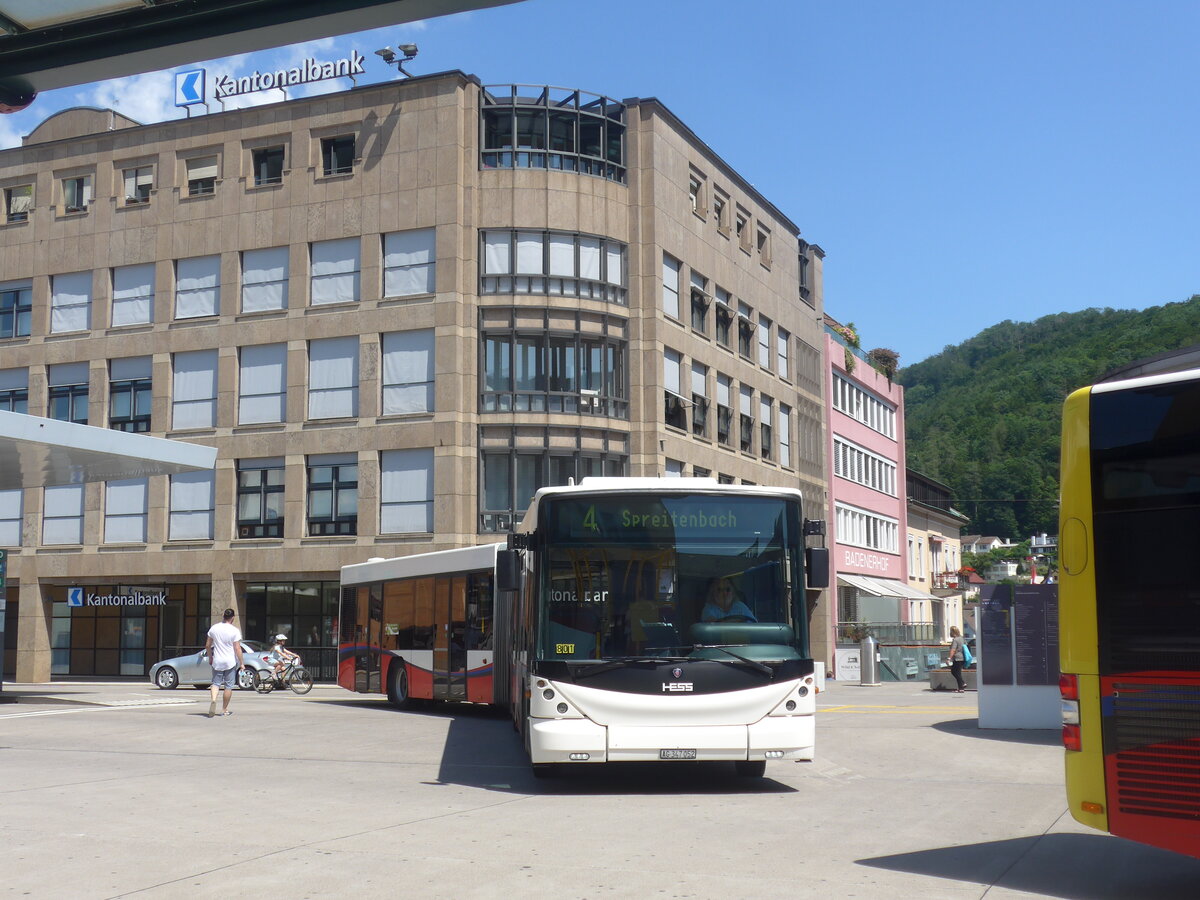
[{"xmin": 859, "ymin": 635, "xmax": 881, "ymax": 686}]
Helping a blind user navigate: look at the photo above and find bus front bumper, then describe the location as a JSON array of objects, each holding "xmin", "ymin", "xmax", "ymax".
[{"xmin": 528, "ymin": 716, "xmax": 815, "ymax": 764}]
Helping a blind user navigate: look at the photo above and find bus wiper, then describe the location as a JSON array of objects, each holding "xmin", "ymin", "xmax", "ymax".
[
  {"xmin": 692, "ymin": 644, "xmax": 774, "ymax": 676},
  {"xmin": 569, "ymin": 656, "xmax": 691, "ymax": 679}
]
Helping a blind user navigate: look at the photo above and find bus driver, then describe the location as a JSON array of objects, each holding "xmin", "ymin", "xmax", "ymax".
[{"xmin": 701, "ymin": 577, "xmax": 756, "ymax": 622}]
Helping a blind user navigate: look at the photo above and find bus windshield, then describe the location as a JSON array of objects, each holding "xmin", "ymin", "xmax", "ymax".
[{"xmin": 536, "ymin": 492, "xmax": 804, "ymax": 661}]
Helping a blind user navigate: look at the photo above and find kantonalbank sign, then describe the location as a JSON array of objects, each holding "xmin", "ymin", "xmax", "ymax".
[
  {"xmin": 68, "ymin": 587, "xmax": 167, "ymax": 607},
  {"xmin": 175, "ymin": 49, "xmax": 367, "ymax": 107}
]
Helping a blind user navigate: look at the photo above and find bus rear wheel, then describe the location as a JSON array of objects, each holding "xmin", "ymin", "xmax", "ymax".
[
  {"xmin": 388, "ymin": 664, "xmax": 411, "ymax": 710},
  {"xmin": 735, "ymin": 760, "xmax": 766, "ymax": 778}
]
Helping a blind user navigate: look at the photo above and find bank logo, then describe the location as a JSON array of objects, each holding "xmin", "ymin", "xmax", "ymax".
[
  {"xmin": 175, "ymin": 69, "xmax": 205, "ymax": 107},
  {"xmin": 68, "ymin": 587, "xmax": 84, "ymax": 607}
]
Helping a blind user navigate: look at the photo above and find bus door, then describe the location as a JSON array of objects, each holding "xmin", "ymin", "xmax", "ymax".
[
  {"xmin": 367, "ymin": 585, "xmax": 383, "ymax": 692},
  {"xmin": 433, "ymin": 576, "xmax": 468, "ymax": 700}
]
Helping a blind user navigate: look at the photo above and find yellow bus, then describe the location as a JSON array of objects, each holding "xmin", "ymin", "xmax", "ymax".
[{"xmin": 1059, "ymin": 348, "xmax": 1200, "ymax": 858}]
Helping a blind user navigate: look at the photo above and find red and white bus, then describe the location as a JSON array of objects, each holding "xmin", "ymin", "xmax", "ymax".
[{"xmin": 339, "ymin": 477, "xmax": 828, "ymax": 776}]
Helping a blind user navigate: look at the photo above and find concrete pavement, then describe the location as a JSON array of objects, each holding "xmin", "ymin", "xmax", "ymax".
[{"xmin": 1, "ymin": 678, "xmax": 1198, "ymax": 899}]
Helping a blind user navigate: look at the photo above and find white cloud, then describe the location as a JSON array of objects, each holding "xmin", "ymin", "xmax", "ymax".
[{"xmin": 87, "ymin": 69, "xmax": 184, "ymax": 126}]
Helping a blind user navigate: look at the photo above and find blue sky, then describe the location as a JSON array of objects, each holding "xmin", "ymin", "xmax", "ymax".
[{"xmin": 3, "ymin": 0, "xmax": 1198, "ymax": 366}]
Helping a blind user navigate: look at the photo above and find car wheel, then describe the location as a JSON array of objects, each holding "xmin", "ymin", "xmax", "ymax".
[
  {"xmin": 387, "ymin": 663, "xmax": 410, "ymax": 710},
  {"xmin": 155, "ymin": 667, "xmax": 178, "ymax": 690},
  {"xmin": 238, "ymin": 667, "xmax": 256, "ymax": 690},
  {"xmin": 735, "ymin": 760, "xmax": 766, "ymax": 778}
]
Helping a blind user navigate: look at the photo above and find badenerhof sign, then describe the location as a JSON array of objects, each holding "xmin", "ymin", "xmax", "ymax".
[
  {"xmin": 67, "ymin": 587, "xmax": 167, "ymax": 607},
  {"xmin": 175, "ymin": 49, "xmax": 366, "ymax": 107}
]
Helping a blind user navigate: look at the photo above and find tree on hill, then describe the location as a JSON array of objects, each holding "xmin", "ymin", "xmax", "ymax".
[{"xmin": 900, "ymin": 296, "xmax": 1200, "ymax": 537}]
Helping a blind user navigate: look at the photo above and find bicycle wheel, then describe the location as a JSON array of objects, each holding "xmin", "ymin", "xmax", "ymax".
[
  {"xmin": 253, "ymin": 669, "xmax": 275, "ymax": 693},
  {"xmin": 288, "ymin": 667, "xmax": 314, "ymax": 695}
]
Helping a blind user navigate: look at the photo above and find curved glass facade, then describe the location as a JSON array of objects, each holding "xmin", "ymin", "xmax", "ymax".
[
  {"xmin": 480, "ymin": 229, "xmax": 626, "ymax": 304},
  {"xmin": 480, "ymin": 84, "xmax": 626, "ymax": 182}
]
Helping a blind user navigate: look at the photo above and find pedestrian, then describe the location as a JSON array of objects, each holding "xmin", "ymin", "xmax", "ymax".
[
  {"xmin": 948, "ymin": 625, "xmax": 967, "ymax": 693},
  {"xmin": 204, "ymin": 607, "xmax": 244, "ymax": 717}
]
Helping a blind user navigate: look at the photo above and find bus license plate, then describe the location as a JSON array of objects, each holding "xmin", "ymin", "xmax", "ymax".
[{"xmin": 660, "ymin": 749, "xmax": 697, "ymax": 760}]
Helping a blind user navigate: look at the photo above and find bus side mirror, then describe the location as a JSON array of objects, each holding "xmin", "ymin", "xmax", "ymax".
[
  {"xmin": 806, "ymin": 547, "xmax": 829, "ymax": 589},
  {"xmin": 496, "ymin": 549, "xmax": 522, "ymax": 592}
]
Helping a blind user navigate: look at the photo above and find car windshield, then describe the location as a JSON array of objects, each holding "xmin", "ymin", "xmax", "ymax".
[{"xmin": 537, "ymin": 492, "xmax": 803, "ymax": 661}]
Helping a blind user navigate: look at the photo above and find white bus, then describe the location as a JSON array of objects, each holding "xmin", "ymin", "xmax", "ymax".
[{"xmin": 338, "ymin": 477, "xmax": 828, "ymax": 776}]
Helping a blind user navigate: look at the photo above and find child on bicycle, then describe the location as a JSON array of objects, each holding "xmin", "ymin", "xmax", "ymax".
[{"xmin": 269, "ymin": 633, "xmax": 300, "ymax": 678}]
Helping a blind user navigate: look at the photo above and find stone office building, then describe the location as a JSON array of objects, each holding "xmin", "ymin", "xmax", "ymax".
[{"xmin": 0, "ymin": 68, "xmax": 828, "ymax": 682}]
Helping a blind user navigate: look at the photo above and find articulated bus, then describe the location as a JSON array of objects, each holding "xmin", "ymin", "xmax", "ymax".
[
  {"xmin": 1059, "ymin": 349, "xmax": 1200, "ymax": 857},
  {"xmin": 339, "ymin": 477, "xmax": 828, "ymax": 776}
]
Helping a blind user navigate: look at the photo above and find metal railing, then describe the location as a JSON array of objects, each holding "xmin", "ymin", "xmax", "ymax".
[{"xmin": 838, "ymin": 621, "xmax": 940, "ymax": 644}]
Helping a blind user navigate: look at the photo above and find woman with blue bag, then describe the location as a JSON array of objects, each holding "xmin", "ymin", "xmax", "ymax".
[{"xmin": 948, "ymin": 626, "xmax": 968, "ymax": 693}]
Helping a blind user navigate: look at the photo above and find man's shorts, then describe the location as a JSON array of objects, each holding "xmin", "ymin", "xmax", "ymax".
[{"xmin": 211, "ymin": 666, "xmax": 239, "ymax": 689}]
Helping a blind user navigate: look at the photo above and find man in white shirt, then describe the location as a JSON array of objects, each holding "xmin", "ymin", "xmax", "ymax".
[{"xmin": 204, "ymin": 608, "xmax": 245, "ymax": 718}]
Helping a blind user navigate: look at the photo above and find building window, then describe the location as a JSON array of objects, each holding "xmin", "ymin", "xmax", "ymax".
[
  {"xmin": 662, "ymin": 253, "xmax": 680, "ymax": 319},
  {"xmin": 779, "ymin": 405, "xmax": 792, "ymax": 468},
  {"xmin": 310, "ymin": 238, "xmax": 360, "ymax": 305},
  {"xmin": 665, "ymin": 459, "xmax": 684, "ymax": 477},
  {"xmin": 756, "ymin": 224, "xmax": 772, "ymax": 265},
  {"xmin": 172, "ymin": 349, "xmax": 217, "ymax": 430},
  {"xmin": 50, "ymin": 271, "xmax": 91, "ymax": 333},
  {"xmin": 691, "ymin": 362, "xmax": 708, "ymax": 438},
  {"xmin": 382, "ymin": 329, "xmax": 434, "ymax": 414},
  {"xmin": 799, "ymin": 242, "xmax": 813, "ymax": 306},
  {"xmin": 104, "ymin": 478, "xmax": 148, "ymax": 543},
  {"xmin": 737, "ymin": 302, "xmax": 753, "ymax": 357},
  {"xmin": 480, "ymin": 84, "xmax": 626, "ymax": 182},
  {"xmin": 757, "ymin": 316, "xmax": 772, "ymax": 369},
  {"xmin": 690, "ymin": 270, "xmax": 709, "ymax": 332},
  {"xmin": 380, "ymin": 448, "xmax": 433, "ymax": 534},
  {"xmin": 48, "ymin": 362, "xmax": 89, "ymax": 424},
  {"xmin": 383, "ymin": 228, "xmax": 436, "ymax": 297},
  {"xmin": 759, "ymin": 395, "xmax": 773, "ymax": 460},
  {"xmin": 735, "ymin": 209, "xmax": 749, "ymax": 249},
  {"xmin": 238, "ymin": 343, "xmax": 287, "ymax": 424},
  {"xmin": 62, "ymin": 175, "xmax": 92, "ymax": 212},
  {"xmin": 481, "ymin": 229, "xmax": 625, "ymax": 304},
  {"xmin": 109, "ymin": 356, "xmax": 152, "ymax": 433},
  {"xmin": 663, "ymin": 348, "xmax": 686, "ymax": 430},
  {"xmin": 713, "ymin": 188, "xmax": 729, "ymax": 234},
  {"xmin": 0, "ymin": 281, "xmax": 32, "ymax": 338},
  {"xmin": 481, "ymin": 325, "xmax": 627, "ymax": 417},
  {"xmin": 832, "ymin": 373, "xmax": 896, "ymax": 439},
  {"xmin": 0, "ymin": 489, "xmax": 21, "ymax": 546},
  {"xmin": 777, "ymin": 328, "xmax": 790, "ymax": 380},
  {"xmin": 5, "ymin": 184, "xmax": 32, "ymax": 222},
  {"xmin": 252, "ymin": 146, "xmax": 285, "ymax": 185},
  {"xmin": 185, "ymin": 156, "xmax": 218, "ymax": 196},
  {"xmin": 716, "ymin": 374, "xmax": 732, "ymax": 446},
  {"xmin": 307, "ymin": 453, "xmax": 358, "ymax": 536},
  {"xmin": 834, "ymin": 437, "xmax": 897, "ymax": 495},
  {"xmin": 321, "ymin": 135, "xmax": 355, "ymax": 175},
  {"xmin": 241, "ymin": 246, "xmax": 288, "ymax": 312},
  {"xmin": 480, "ymin": 447, "xmax": 626, "ymax": 532},
  {"xmin": 176, "ymin": 255, "xmax": 220, "ymax": 318},
  {"xmin": 122, "ymin": 166, "xmax": 153, "ymax": 204},
  {"xmin": 237, "ymin": 458, "xmax": 284, "ymax": 538},
  {"xmin": 715, "ymin": 289, "xmax": 732, "ymax": 348},
  {"xmin": 170, "ymin": 470, "xmax": 215, "ymax": 540},
  {"xmin": 835, "ymin": 502, "xmax": 899, "ymax": 554},
  {"xmin": 739, "ymin": 385, "xmax": 754, "ymax": 453},
  {"xmin": 44, "ymin": 484, "xmax": 84, "ymax": 545},
  {"xmin": 308, "ymin": 336, "xmax": 359, "ymax": 419},
  {"xmin": 0, "ymin": 367, "xmax": 28, "ymax": 414},
  {"xmin": 688, "ymin": 172, "xmax": 706, "ymax": 216},
  {"xmin": 112, "ymin": 263, "xmax": 154, "ymax": 326}
]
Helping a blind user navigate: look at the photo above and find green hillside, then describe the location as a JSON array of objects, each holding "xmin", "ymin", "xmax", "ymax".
[{"xmin": 898, "ymin": 296, "xmax": 1200, "ymax": 539}]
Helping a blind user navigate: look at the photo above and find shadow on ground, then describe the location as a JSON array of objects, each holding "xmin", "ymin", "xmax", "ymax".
[
  {"xmin": 932, "ymin": 717, "xmax": 1061, "ymax": 746},
  {"xmin": 859, "ymin": 833, "xmax": 1200, "ymax": 899}
]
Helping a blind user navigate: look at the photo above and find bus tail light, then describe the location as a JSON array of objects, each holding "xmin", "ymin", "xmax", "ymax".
[
  {"xmin": 1062, "ymin": 723, "xmax": 1082, "ymax": 752},
  {"xmin": 1059, "ymin": 673, "xmax": 1079, "ymax": 701}
]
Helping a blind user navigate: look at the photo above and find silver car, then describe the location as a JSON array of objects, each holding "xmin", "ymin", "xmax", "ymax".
[{"xmin": 149, "ymin": 641, "xmax": 275, "ymax": 691}]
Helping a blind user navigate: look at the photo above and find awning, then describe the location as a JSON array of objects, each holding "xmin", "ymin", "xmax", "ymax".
[{"xmin": 837, "ymin": 574, "xmax": 940, "ymax": 602}]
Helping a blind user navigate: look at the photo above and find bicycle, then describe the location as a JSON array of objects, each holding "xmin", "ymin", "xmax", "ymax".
[{"xmin": 253, "ymin": 657, "xmax": 314, "ymax": 694}]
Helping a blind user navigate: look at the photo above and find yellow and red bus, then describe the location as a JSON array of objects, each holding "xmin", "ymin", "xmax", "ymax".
[
  {"xmin": 339, "ymin": 477, "xmax": 828, "ymax": 777},
  {"xmin": 1059, "ymin": 349, "xmax": 1200, "ymax": 857}
]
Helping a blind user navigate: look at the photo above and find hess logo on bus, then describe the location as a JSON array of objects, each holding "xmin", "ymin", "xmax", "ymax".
[{"xmin": 663, "ymin": 669, "xmax": 693, "ymax": 692}]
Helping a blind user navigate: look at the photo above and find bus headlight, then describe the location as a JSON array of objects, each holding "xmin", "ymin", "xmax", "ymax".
[{"xmin": 542, "ymin": 688, "xmax": 555, "ymax": 700}]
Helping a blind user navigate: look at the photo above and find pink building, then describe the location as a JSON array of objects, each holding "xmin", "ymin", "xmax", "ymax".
[{"xmin": 823, "ymin": 319, "xmax": 926, "ymax": 653}]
